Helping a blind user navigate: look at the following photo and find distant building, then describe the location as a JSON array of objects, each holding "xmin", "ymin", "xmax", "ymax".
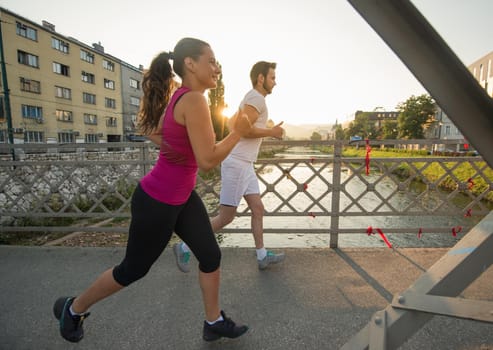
[
  {"xmin": 121, "ymin": 62, "xmax": 144, "ymax": 141},
  {"xmin": 431, "ymin": 106, "xmax": 469, "ymax": 152},
  {"xmin": 0, "ymin": 7, "xmax": 143, "ymax": 144},
  {"xmin": 355, "ymin": 110, "xmax": 399, "ymax": 129},
  {"xmin": 431, "ymin": 50, "xmax": 492, "ymax": 152},
  {"xmin": 469, "ymin": 50, "xmax": 493, "ymax": 98}
]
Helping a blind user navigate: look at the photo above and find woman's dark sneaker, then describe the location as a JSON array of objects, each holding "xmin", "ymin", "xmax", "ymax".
[
  {"xmin": 53, "ymin": 297, "xmax": 90, "ymax": 343},
  {"xmin": 203, "ymin": 310, "xmax": 248, "ymax": 341}
]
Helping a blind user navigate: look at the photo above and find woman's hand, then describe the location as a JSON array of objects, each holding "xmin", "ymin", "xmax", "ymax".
[{"xmin": 232, "ymin": 109, "xmax": 252, "ymax": 137}]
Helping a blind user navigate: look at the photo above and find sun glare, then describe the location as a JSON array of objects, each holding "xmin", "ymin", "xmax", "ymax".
[{"xmin": 221, "ymin": 105, "xmax": 237, "ymax": 119}]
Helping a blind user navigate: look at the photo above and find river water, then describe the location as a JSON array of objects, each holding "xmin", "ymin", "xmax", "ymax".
[{"xmin": 217, "ymin": 147, "xmax": 483, "ymax": 249}]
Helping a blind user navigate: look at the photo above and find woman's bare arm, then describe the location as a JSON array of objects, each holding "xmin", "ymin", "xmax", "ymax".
[{"xmin": 179, "ymin": 92, "xmax": 250, "ymax": 171}]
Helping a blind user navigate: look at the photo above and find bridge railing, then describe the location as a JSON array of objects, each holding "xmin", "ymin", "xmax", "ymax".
[{"xmin": 1, "ymin": 140, "xmax": 491, "ymax": 247}]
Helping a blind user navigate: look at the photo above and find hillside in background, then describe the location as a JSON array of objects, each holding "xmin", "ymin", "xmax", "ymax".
[{"xmin": 282, "ymin": 123, "xmax": 333, "ymax": 140}]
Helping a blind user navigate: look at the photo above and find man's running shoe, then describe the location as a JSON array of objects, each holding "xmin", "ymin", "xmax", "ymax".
[
  {"xmin": 173, "ymin": 242, "xmax": 191, "ymax": 273},
  {"xmin": 258, "ymin": 250, "xmax": 285, "ymax": 270}
]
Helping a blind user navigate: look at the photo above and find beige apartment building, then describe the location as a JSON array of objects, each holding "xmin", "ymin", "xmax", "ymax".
[
  {"xmin": 469, "ymin": 50, "xmax": 493, "ymax": 99},
  {"xmin": 431, "ymin": 50, "xmax": 492, "ymax": 152},
  {"xmin": 0, "ymin": 7, "xmax": 143, "ymax": 144}
]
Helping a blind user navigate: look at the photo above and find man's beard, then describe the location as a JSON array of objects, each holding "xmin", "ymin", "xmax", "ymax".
[{"xmin": 263, "ymin": 82, "xmax": 272, "ymax": 94}]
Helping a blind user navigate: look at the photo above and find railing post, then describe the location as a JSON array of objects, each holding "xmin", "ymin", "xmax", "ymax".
[
  {"xmin": 141, "ymin": 143, "xmax": 151, "ymax": 178},
  {"xmin": 330, "ymin": 140, "xmax": 343, "ymax": 248}
]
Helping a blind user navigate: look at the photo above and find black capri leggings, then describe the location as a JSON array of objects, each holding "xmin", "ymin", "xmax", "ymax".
[{"xmin": 113, "ymin": 184, "xmax": 221, "ymax": 286}]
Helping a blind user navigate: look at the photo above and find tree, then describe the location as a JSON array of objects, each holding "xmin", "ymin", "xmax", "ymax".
[
  {"xmin": 310, "ymin": 131, "xmax": 322, "ymax": 141},
  {"xmin": 396, "ymin": 94, "xmax": 436, "ymax": 139},
  {"xmin": 208, "ymin": 63, "xmax": 229, "ymax": 141},
  {"xmin": 381, "ymin": 120, "xmax": 398, "ymax": 139},
  {"xmin": 332, "ymin": 123, "xmax": 345, "ymax": 140},
  {"xmin": 345, "ymin": 112, "xmax": 378, "ymax": 139}
]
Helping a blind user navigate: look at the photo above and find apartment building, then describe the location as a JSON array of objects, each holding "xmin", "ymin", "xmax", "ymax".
[
  {"xmin": 431, "ymin": 50, "xmax": 492, "ymax": 152},
  {"xmin": 355, "ymin": 110, "xmax": 399, "ymax": 129},
  {"xmin": 121, "ymin": 61, "xmax": 144, "ymax": 141},
  {"xmin": 0, "ymin": 7, "xmax": 143, "ymax": 144},
  {"xmin": 469, "ymin": 50, "xmax": 493, "ymax": 98}
]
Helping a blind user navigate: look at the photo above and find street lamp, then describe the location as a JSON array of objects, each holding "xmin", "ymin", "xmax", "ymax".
[
  {"xmin": 434, "ymin": 109, "xmax": 444, "ymax": 153},
  {"xmin": 0, "ymin": 19, "xmax": 15, "ymax": 160}
]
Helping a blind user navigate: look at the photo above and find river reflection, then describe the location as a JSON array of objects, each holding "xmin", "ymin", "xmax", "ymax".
[{"xmin": 212, "ymin": 148, "xmax": 485, "ymax": 248}]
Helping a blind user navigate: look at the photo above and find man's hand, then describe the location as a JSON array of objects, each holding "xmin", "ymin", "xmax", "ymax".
[{"xmin": 271, "ymin": 121, "xmax": 284, "ymax": 139}]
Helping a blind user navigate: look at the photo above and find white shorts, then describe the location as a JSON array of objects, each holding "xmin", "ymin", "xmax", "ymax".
[{"xmin": 220, "ymin": 157, "xmax": 259, "ymax": 207}]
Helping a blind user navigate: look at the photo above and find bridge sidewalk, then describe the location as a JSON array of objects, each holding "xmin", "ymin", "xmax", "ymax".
[{"xmin": 0, "ymin": 245, "xmax": 492, "ymax": 349}]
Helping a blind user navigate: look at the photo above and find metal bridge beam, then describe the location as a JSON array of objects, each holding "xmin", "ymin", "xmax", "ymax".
[
  {"xmin": 343, "ymin": 2, "xmax": 493, "ymax": 347},
  {"xmin": 347, "ymin": 0, "xmax": 493, "ymax": 169},
  {"xmin": 341, "ymin": 211, "xmax": 493, "ymax": 349}
]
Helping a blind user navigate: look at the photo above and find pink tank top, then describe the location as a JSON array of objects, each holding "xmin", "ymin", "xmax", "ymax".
[{"xmin": 140, "ymin": 87, "xmax": 198, "ymax": 205}]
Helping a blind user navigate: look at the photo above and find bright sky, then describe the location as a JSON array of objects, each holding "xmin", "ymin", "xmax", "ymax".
[{"xmin": 2, "ymin": 0, "xmax": 492, "ymax": 125}]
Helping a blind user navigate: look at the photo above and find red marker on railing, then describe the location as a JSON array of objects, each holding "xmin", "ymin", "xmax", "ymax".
[
  {"xmin": 452, "ymin": 226, "xmax": 463, "ymax": 237},
  {"xmin": 376, "ymin": 228, "xmax": 392, "ymax": 248},
  {"xmin": 367, "ymin": 226, "xmax": 392, "ymax": 248},
  {"xmin": 418, "ymin": 228, "xmax": 422, "ymax": 239},
  {"xmin": 303, "ymin": 183, "xmax": 308, "ymax": 191},
  {"xmin": 365, "ymin": 139, "xmax": 372, "ymax": 175},
  {"xmin": 467, "ymin": 178, "xmax": 474, "ymax": 190},
  {"xmin": 464, "ymin": 208, "xmax": 472, "ymax": 217}
]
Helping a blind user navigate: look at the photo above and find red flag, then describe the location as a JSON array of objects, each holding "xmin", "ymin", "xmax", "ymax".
[
  {"xmin": 365, "ymin": 139, "xmax": 372, "ymax": 175},
  {"xmin": 376, "ymin": 228, "xmax": 393, "ymax": 248}
]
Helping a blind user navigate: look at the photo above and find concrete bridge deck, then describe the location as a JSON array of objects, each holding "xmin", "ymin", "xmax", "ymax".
[{"xmin": 1, "ymin": 245, "xmax": 492, "ymax": 349}]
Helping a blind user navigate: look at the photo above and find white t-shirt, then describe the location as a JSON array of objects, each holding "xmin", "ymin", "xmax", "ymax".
[{"xmin": 228, "ymin": 89, "xmax": 268, "ymax": 162}]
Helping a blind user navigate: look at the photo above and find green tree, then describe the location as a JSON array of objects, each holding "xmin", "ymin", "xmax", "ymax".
[
  {"xmin": 310, "ymin": 131, "xmax": 322, "ymax": 141},
  {"xmin": 208, "ymin": 63, "xmax": 229, "ymax": 141},
  {"xmin": 332, "ymin": 123, "xmax": 345, "ymax": 140},
  {"xmin": 345, "ymin": 112, "xmax": 378, "ymax": 139},
  {"xmin": 396, "ymin": 94, "xmax": 436, "ymax": 139},
  {"xmin": 381, "ymin": 120, "xmax": 398, "ymax": 139}
]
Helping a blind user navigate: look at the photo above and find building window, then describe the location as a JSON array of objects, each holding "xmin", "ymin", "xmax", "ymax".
[
  {"xmin": 81, "ymin": 71, "xmax": 95, "ymax": 84},
  {"xmin": 84, "ymin": 113, "xmax": 98, "ymax": 125},
  {"xmin": 58, "ymin": 132, "xmax": 75, "ymax": 143},
  {"xmin": 83, "ymin": 92, "xmax": 96, "ymax": 104},
  {"xmin": 80, "ymin": 49, "xmax": 95, "ymax": 63},
  {"xmin": 106, "ymin": 117, "xmax": 117, "ymax": 127},
  {"xmin": 18, "ymin": 50, "xmax": 39, "ymax": 68},
  {"xmin": 102, "ymin": 59, "xmax": 115, "ymax": 71},
  {"xmin": 85, "ymin": 133, "xmax": 99, "ymax": 143},
  {"xmin": 21, "ymin": 104, "xmax": 43, "ymax": 120},
  {"xmin": 16, "ymin": 22, "xmax": 38, "ymax": 41},
  {"xmin": 104, "ymin": 78, "xmax": 115, "ymax": 90},
  {"xmin": 130, "ymin": 96, "xmax": 140, "ymax": 106},
  {"xmin": 20, "ymin": 78, "xmax": 41, "ymax": 93},
  {"xmin": 52, "ymin": 37, "xmax": 69, "ymax": 53},
  {"xmin": 24, "ymin": 131, "xmax": 44, "ymax": 143},
  {"xmin": 56, "ymin": 109, "xmax": 73, "ymax": 122},
  {"xmin": 55, "ymin": 86, "xmax": 72, "ymax": 100},
  {"xmin": 444, "ymin": 125, "xmax": 451, "ymax": 136},
  {"xmin": 0, "ymin": 129, "xmax": 7, "ymax": 143},
  {"xmin": 53, "ymin": 62, "xmax": 70, "ymax": 76},
  {"xmin": 105, "ymin": 98, "xmax": 116, "ymax": 109},
  {"xmin": 129, "ymin": 78, "xmax": 140, "ymax": 89}
]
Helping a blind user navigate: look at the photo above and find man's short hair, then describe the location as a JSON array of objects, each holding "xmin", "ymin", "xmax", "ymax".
[{"xmin": 250, "ymin": 61, "xmax": 276, "ymax": 87}]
